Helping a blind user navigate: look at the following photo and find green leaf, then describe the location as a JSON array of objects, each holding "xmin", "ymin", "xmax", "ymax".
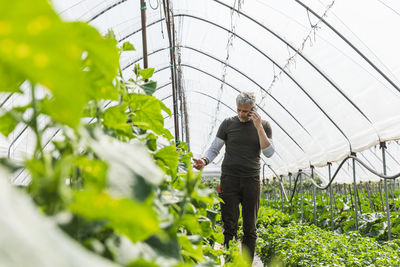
[
  {"xmin": 0, "ymin": 0, "xmax": 119, "ymax": 127},
  {"xmin": 139, "ymin": 68, "xmax": 154, "ymax": 80},
  {"xmin": 102, "ymin": 105, "xmax": 131, "ymax": 134},
  {"xmin": 104, "ymin": 29, "xmax": 116, "ymax": 40},
  {"xmin": 126, "ymin": 94, "xmax": 168, "ymax": 136},
  {"xmin": 145, "ymin": 133, "xmax": 158, "ymax": 151},
  {"xmin": 133, "ymin": 64, "xmax": 141, "ymax": 76},
  {"xmin": 0, "ymin": 111, "xmax": 19, "ymax": 137},
  {"xmin": 122, "ymin": 41, "xmax": 135, "ymax": 51},
  {"xmin": 73, "ymin": 156, "xmax": 108, "ymax": 190},
  {"xmin": 177, "ymin": 234, "xmax": 203, "ymax": 263},
  {"xmin": 154, "ymin": 145, "xmax": 179, "ymax": 178},
  {"xmin": 139, "ymin": 80, "xmax": 157, "ymax": 95},
  {"xmin": 159, "ymin": 100, "xmax": 171, "ymax": 117},
  {"xmin": 0, "ymin": 63, "xmax": 24, "ymax": 92},
  {"xmin": 127, "ymin": 259, "xmax": 158, "ymax": 267},
  {"xmin": 0, "ymin": 103, "xmax": 30, "ymax": 137},
  {"xmin": 69, "ymin": 190, "xmax": 159, "ymax": 243}
]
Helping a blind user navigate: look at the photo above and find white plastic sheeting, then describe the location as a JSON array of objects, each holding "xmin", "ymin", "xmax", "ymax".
[{"xmin": 2, "ymin": 0, "xmax": 400, "ymax": 184}]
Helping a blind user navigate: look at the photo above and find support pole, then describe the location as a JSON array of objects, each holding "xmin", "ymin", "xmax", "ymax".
[
  {"xmin": 379, "ymin": 180, "xmax": 385, "ymax": 212},
  {"xmin": 162, "ymin": 0, "xmax": 179, "ymax": 144},
  {"xmin": 352, "ymin": 152, "xmax": 359, "ymax": 230},
  {"xmin": 381, "ymin": 141, "xmax": 392, "ymax": 240},
  {"xmin": 273, "ymin": 178, "xmax": 277, "ymax": 209},
  {"xmin": 312, "ymin": 166, "xmax": 317, "ymax": 224},
  {"xmin": 367, "ymin": 182, "xmax": 374, "ymax": 212},
  {"xmin": 328, "ymin": 163, "xmax": 334, "ymax": 231},
  {"xmin": 349, "ymin": 184, "xmax": 354, "ymax": 211},
  {"xmin": 266, "ymin": 179, "xmax": 270, "ymax": 206},
  {"xmin": 280, "ymin": 175, "xmax": 284, "ymax": 212},
  {"xmin": 140, "ymin": 0, "xmax": 149, "ymax": 71},
  {"xmin": 289, "ymin": 173, "xmax": 293, "ymax": 214},
  {"xmin": 391, "ymin": 179, "xmax": 397, "ymax": 211},
  {"xmin": 300, "ymin": 172, "xmax": 304, "ymax": 223}
]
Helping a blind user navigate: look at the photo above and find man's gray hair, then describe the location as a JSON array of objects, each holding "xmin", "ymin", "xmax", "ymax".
[{"xmin": 236, "ymin": 91, "xmax": 256, "ymax": 107}]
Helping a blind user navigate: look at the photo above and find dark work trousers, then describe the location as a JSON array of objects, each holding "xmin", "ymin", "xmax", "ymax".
[{"xmin": 219, "ymin": 174, "xmax": 261, "ymax": 262}]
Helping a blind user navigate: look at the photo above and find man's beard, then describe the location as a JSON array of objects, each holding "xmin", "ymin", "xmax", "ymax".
[{"xmin": 238, "ymin": 115, "xmax": 250, "ymax": 122}]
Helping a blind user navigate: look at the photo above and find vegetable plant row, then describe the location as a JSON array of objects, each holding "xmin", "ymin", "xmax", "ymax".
[{"xmin": 256, "ymin": 207, "xmax": 400, "ymax": 266}]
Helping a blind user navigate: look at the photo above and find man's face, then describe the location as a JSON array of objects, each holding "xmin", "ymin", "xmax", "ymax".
[{"xmin": 237, "ymin": 103, "xmax": 252, "ymax": 122}]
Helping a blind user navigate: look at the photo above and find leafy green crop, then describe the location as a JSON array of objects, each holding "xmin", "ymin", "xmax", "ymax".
[
  {"xmin": 0, "ymin": 0, "xmax": 251, "ymax": 266},
  {"xmin": 256, "ymin": 207, "xmax": 400, "ymax": 266}
]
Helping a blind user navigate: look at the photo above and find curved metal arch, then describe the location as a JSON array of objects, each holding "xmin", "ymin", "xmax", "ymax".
[
  {"xmin": 124, "ymin": 45, "xmax": 312, "ymax": 137},
  {"xmin": 117, "ymin": 14, "xmax": 376, "ymax": 139},
  {"xmin": 146, "ymin": 61, "xmax": 305, "ymax": 152},
  {"xmin": 0, "ymin": 93, "xmax": 13, "ymax": 108},
  {"xmin": 121, "ymin": 15, "xmax": 353, "ymax": 151},
  {"xmin": 161, "ymin": 90, "xmax": 235, "ymax": 113},
  {"xmin": 174, "ymin": 14, "xmax": 377, "ymax": 142},
  {"xmin": 88, "ymin": 0, "xmax": 129, "ymax": 22},
  {"xmin": 294, "ymin": 0, "xmax": 400, "ymax": 93}
]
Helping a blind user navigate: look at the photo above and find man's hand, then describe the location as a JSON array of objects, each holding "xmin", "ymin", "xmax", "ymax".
[
  {"xmin": 193, "ymin": 158, "xmax": 206, "ymax": 170},
  {"xmin": 249, "ymin": 110, "xmax": 262, "ymax": 129}
]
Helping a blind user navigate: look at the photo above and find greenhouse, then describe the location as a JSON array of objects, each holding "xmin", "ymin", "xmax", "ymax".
[{"xmin": 1, "ymin": 0, "xmax": 400, "ymax": 266}]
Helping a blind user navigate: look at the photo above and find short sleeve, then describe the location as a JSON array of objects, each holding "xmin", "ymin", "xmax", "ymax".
[
  {"xmin": 262, "ymin": 121, "xmax": 272, "ymax": 139},
  {"xmin": 216, "ymin": 119, "xmax": 228, "ymax": 140}
]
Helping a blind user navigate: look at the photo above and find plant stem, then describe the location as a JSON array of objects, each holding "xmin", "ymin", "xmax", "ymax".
[{"xmin": 31, "ymin": 85, "xmax": 44, "ymax": 158}]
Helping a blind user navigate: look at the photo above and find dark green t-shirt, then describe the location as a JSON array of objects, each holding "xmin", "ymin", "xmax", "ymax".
[{"xmin": 217, "ymin": 116, "xmax": 272, "ymax": 177}]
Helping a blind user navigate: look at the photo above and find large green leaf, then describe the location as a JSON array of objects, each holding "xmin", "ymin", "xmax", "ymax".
[
  {"xmin": 73, "ymin": 156, "xmax": 108, "ymax": 191},
  {"xmin": 126, "ymin": 94, "xmax": 170, "ymax": 137},
  {"xmin": 102, "ymin": 105, "xmax": 131, "ymax": 135},
  {"xmin": 0, "ymin": 112, "xmax": 19, "ymax": 137},
  {"xmin": 139, "ymin": 80, "xmax": 157, "ymax": 95},
  {"xmin": 154, "ymin": 146, "xmax": 179, "ymax": 178},
  {"xmin": 0, "ymin": 0, "xmax": 118, "ymax": 127},
  {"xmin": 138, "ymin": 68, "xmax": 154, "ymax": 80},
  {"xmin": 69, "ymin": 190, "xmax": 159, "ymax": 243},
  {"xmin": 0, "ymin": 103, "xmax": 30, "ymax": 137},
  {"xmin": 122, "ymin": 41, "xmax": 135, "ymax": 51}
]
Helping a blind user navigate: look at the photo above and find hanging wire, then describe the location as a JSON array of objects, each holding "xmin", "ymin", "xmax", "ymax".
[
  {"xmin": 58, "ymin": 0, "xmax": 91, "ymax": 15},
  {"xmin": 262, "ymin": 0, "xmax": 335, "ymax": 97},
  {"xmin": 316, "ymin": 0, "xmax": 400, "ymax": 86},
  {"xmin": 148, "ymin": 0, "xmax": 159, "ymax": 10},
  {"xmin": 377, "ymin": 0, "xmax": 400, "ymax": 18},
  {"xmin": 202, "ymin": 0, "xmax": 243, "ymax": 154}
]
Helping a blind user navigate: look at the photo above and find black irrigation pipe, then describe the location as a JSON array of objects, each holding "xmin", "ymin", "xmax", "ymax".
[{"xmin": 264, "ymin": 151, "xmax": 400, "ymax": 206}]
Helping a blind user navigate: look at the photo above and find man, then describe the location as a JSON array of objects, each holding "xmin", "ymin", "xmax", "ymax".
[{"xmin": 193, "ymin": 91, "xmax": 274, "ymax": 262}]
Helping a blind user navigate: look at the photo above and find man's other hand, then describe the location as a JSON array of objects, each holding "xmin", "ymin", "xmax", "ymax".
[{"xmin": 193, "ymin": 158, "xmax": 206, "ymax": 170}]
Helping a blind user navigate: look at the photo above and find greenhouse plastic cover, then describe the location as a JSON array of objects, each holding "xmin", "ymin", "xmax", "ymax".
[{"xmin": 1, "ymin": 0, "xmax": 400, "ymax": 185}]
